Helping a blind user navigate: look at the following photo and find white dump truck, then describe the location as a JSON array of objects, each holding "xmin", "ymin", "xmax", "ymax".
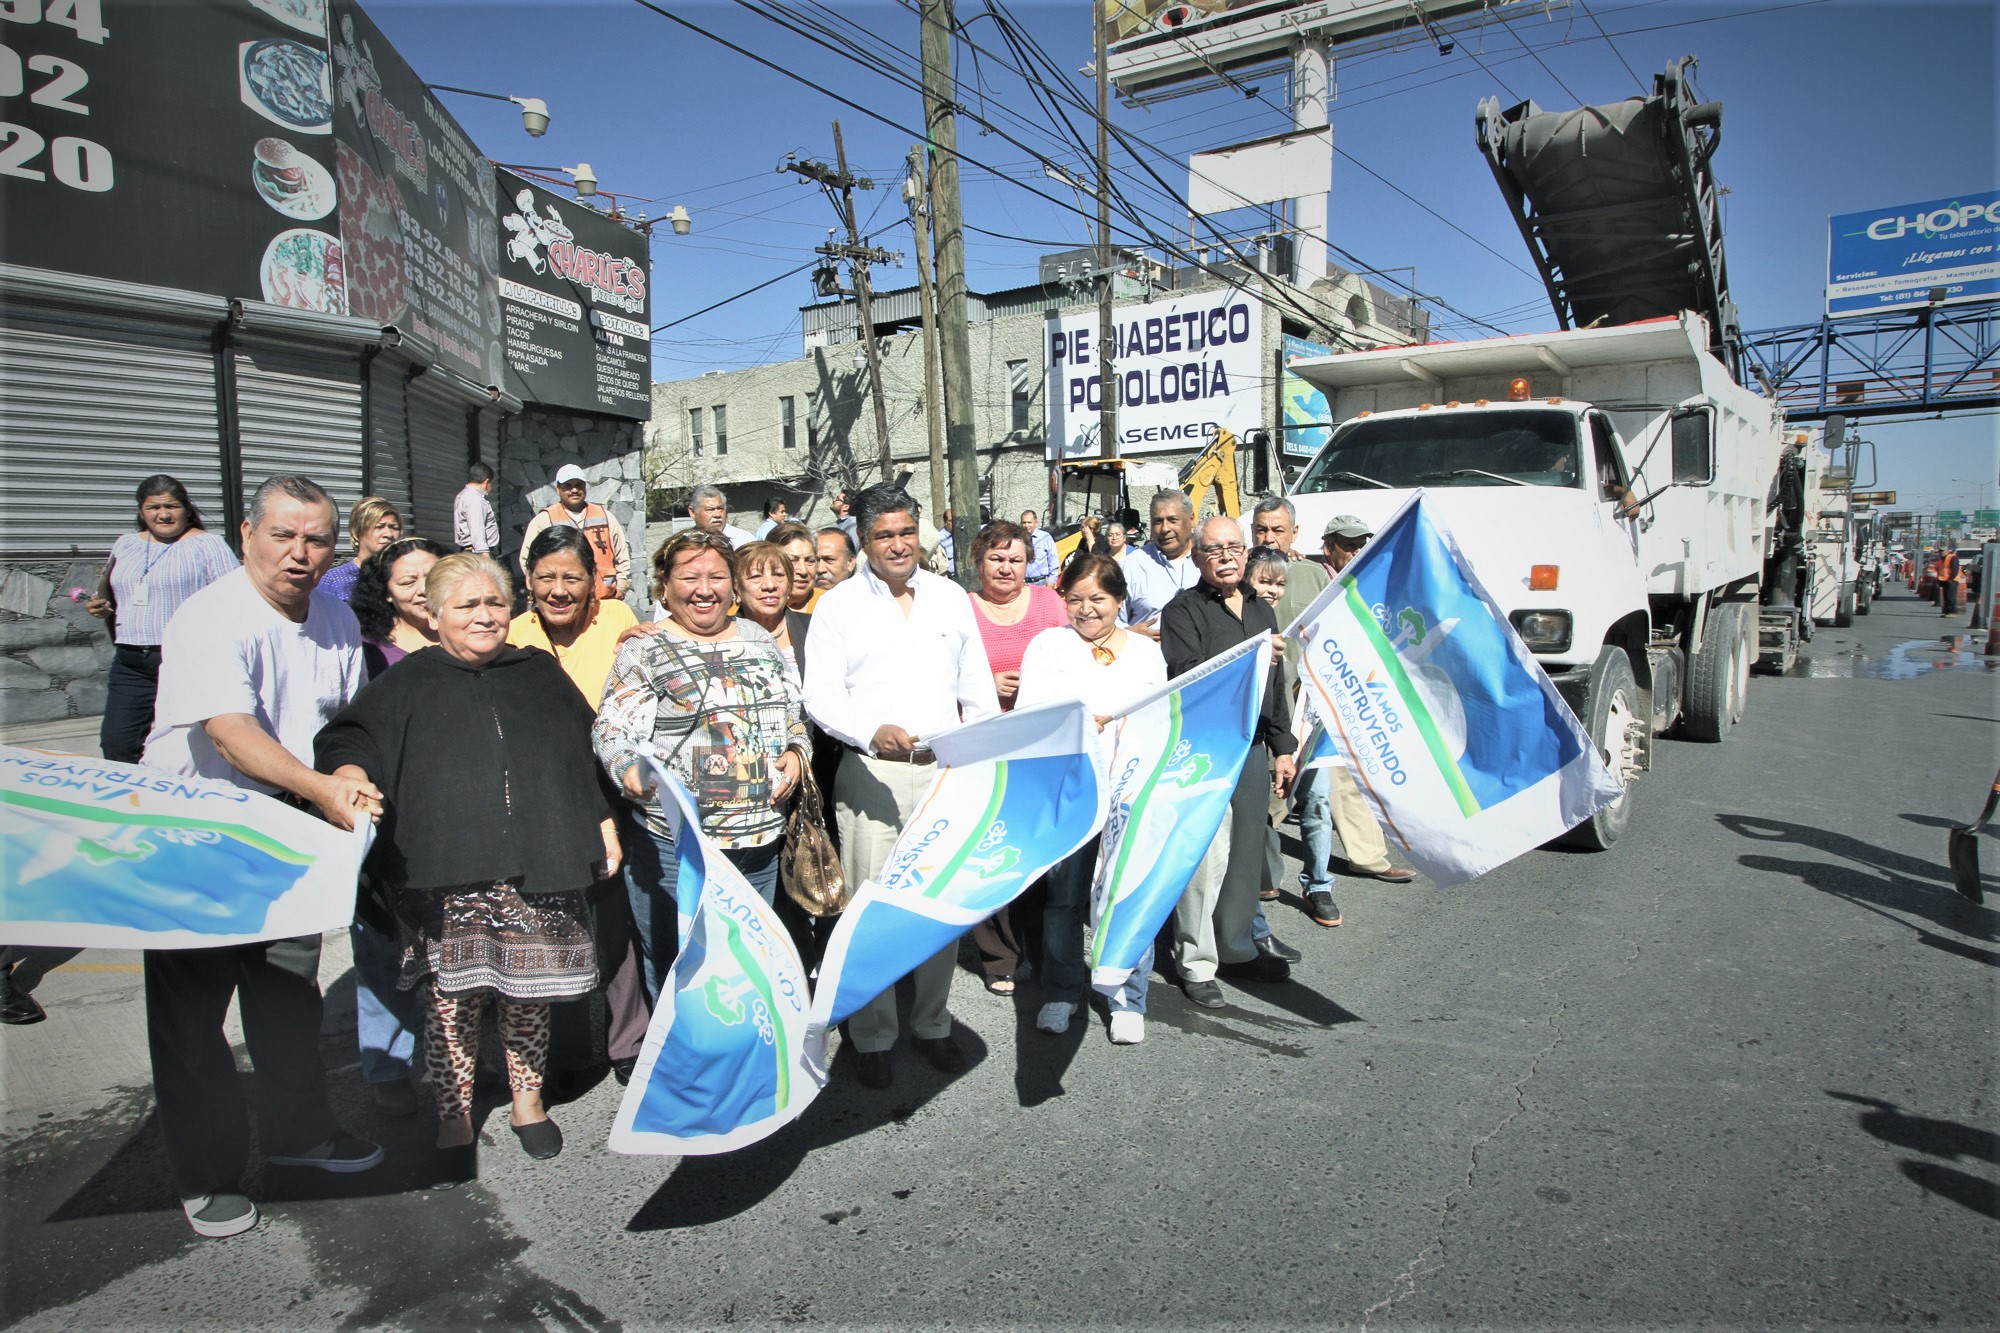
[{"xmin": 1285, "ymin": 310, "xmax": 1787, "ymax": 849}]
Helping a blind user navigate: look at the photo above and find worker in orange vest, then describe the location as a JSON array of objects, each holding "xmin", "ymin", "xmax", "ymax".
[
  {"xmin": 1938, "ymin": 547, "xmax": 1962, "ymax": 616},
  {"xmin": 519, "ymin": 464, "xmax": 631, "ymax": 600}
]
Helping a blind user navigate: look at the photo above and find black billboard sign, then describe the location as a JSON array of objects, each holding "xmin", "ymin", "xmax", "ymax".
[
  {"xmin": 493, "ymin": 167, "xmax": 651, "ymax": 420},
  {"xmin": 326, "ymin": 0, "xmax": 499, "ymax": 385},
  {"xmin": 0, "ymin": 0, "xmax": 343, "ymax": 307}
]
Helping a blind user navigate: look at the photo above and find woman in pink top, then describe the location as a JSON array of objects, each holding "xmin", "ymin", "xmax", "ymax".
[{"xmin": 966, "ymin": 520, "xmax": 1068, "ymax": 994}]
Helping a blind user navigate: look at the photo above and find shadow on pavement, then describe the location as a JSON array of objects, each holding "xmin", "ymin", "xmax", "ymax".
[
  {"xmin": 1827, "ymin": 1090, "xmax": 2000, "ymax": 1221},
  {"xmin": 624, "ymin": 977, "xmax": 983, "ymax": 1233},
  {"xmin": 1736, "ymin": 854, "xmax": 1997, "ymax": 967}
]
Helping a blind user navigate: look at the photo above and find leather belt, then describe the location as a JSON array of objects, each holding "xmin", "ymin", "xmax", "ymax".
[{"xmin": 850, "ymin": 743, "xmax": 936, "ymax": 766}]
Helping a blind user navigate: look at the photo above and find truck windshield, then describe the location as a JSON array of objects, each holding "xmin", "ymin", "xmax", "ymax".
[{"xmin": 1294, "ymin": 410, "xmax": 1583, "ymax": 493}]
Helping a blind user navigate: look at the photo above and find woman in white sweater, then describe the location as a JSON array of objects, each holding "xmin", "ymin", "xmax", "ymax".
[{"xmin": 1016, "ymin": 553, "xmax": 1167, "ymax": 1044}]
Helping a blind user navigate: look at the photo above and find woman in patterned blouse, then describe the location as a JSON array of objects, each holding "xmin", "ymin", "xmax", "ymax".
[{"xmin": 592, "ymin": 529, "xmax": 811, "ymax": 1002}]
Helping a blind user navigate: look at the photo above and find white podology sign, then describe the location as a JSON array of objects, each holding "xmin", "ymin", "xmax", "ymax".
[{"xmin": 1045, "ymin": 287, "xmax": 1265, "ymax": 459}]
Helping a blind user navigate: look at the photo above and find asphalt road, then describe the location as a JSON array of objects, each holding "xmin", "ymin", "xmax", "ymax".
[{"xmin": 2, "ymin": 584, "xmax": 1995, "ymax": 1330}]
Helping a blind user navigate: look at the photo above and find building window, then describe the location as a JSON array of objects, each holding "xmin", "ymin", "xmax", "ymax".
[
  {"xmin": 1008, "ymin": 359, "xmax": 1031, "ymax": 433},
  {"xmin": 688, "ymin": 407, "xmax": 703, "ymax": 457},
  {"xmin": 807, "ymin": 392, "xmax": 819, "ymax": 451},
  {"xmin": 712, "ymin": 404, "xmax": 728, "ymax": 457},
  {"xmin": 781, "ymin": 396, "xmax": 797, "ymax": 450}
]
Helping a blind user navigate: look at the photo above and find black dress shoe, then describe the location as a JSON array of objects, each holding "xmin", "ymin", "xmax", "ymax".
[
  {"xmin": 611, "ymin": 1057, "xmax": 637, "ymax": 1086},
  {"xmin": 1181, "ymin": 978, "xmax": 1226, "ymax": 1009},
  {"xmin": 1256, "ymin": 934, "xmax": 1302, "ymax": 964},
  {"xmin": 0, "ymin": 978, "xmax": 46, "ymax": 1025},
  {"xmin": 855, "ymin": 1050, "xmax": 894, "ymax": 1089},
  {"xmin": 1218, "ymin": 953, "xmax": 1291, "ymax": 983},
  {"xmin": 912, "ymin": 1035, "xmax": 967, "ymax": 1074}
]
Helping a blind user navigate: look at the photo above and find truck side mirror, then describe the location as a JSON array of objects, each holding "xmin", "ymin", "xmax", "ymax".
[{"xmin": 1671, "ymin": 409, "xmax": 1714, "ymax": 484}]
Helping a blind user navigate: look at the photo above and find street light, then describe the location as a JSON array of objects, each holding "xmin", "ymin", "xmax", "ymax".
[
  {"xmin": 564, "ymin": 163, "xmax": 597, "ymax": 197},
  {"xmin": 426, "ymin": 84, "xmax": 549, "ymax": 137}
]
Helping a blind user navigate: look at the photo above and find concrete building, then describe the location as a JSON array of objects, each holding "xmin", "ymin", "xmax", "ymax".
[{"xmin": 650, "ymin": 260, "xmax": 1425, "ymax": 536}]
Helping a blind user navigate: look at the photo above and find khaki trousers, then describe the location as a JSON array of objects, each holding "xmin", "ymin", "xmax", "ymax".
[
  {"xmin": 1328, "ymin": 765, "xmax": 1392, "ymax": 872},
  {"xmin": 835, "ymin": 751, "xmax": 957, "ymax": 1054}
]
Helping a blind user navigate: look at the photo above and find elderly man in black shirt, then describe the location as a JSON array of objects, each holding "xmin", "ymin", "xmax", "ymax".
[{"xmin": 1162, "ymin": 515, "xmax": 1299, "ymax": 1008}]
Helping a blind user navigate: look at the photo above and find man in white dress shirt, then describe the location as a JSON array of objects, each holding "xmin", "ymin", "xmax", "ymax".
[
  {"xmin": 689, "ymin": 483, "xmax": 756, "ymax": 549},
  {"xmin": 802, "ymin": 483, "xmax": 1000, "ymax": 1088}
]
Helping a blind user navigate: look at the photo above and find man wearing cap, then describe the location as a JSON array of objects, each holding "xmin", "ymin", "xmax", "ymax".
[
  {"xmin": 520, "ymin": 465, "xmax": 631, "ymax": 600},
  {"xmin": 1315, "ymin": 512, "xmax": 1418, "ymax": 899}
]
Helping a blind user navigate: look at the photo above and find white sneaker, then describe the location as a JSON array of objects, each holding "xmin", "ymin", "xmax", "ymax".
[
  {"xmin": 1035, "ymin": 1001, "xmax": 1075, "ymax": 1034},
  {"xmin": 182, "ymin": 1193, "xmax": 258, "ymax": 1238},
  {"xmin": 1108, "ymin": 1011, "xmax": 1146, "ymax": 1045}
]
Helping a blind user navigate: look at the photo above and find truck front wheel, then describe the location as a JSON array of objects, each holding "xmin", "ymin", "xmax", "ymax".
[{"xmin": 1560, "ymin": 647, "xmax": 1640, "ymax": 850}]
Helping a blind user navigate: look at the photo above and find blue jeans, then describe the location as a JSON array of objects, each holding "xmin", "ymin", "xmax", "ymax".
[
  {"xmin": 625, "ymin": 823, "xmax": 780, "ymax": 1005},
  {"xmin": 1295, "ymin": 766, "xmax": 1335, "ymax": 894},
  {"xmin": 1042, "ymin": 840, "xmax": 1150, "ymax": 1014},
  {"xmin": 349, "ymin": 918, "xmax": 417, "ymax": 1084}
]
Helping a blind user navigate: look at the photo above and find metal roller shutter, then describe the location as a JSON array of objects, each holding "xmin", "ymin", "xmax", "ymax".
[
  {"xmin": 367, "ymin": 356, "xmax": 413, "ymax": 523},
  {"xmin": 0, "ymin": 307, "xmax": 225, "ymax": 557},
  {"xmin": 234, "ymin": 339, "xmax": 366, "ymax": 531},
  {"xmin": 406, "ymin": 374, "xmax": 473, "ymax": 544}
]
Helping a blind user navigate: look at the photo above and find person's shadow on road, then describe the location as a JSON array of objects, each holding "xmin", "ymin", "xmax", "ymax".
[{"xmin": 1826, "ymin": 1090, "xmax": 1999, "ymax": 1221}]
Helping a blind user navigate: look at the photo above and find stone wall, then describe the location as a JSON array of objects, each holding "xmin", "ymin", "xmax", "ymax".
[
  {"xmin": 0, "ymin": 561, "xmax": 113, "ymax": 724},
  {"xmin": 496, "ymin": 406, "xmax": 647, "ymax": 614}
]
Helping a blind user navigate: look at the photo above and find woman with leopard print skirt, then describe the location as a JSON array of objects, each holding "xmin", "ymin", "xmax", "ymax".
[{"xmin": 317, "ymin": 554, "xmax": 622, "ymax": 1161}]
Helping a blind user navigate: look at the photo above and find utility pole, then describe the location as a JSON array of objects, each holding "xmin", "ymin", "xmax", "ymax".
[
  {"xmin": 907, "ymin": 144, "xmax": 948, "ymax": 518},
  {"xmin": 1094, "ymin": 0, "xmax": 1118, "ymax": 463},
  {"xmin": 920, "ymin": 0, "xmax": 980, "ymax": 582},
  {"xmin": 783, "ymin": 122, "xmax": 898, "ymax": 481}
]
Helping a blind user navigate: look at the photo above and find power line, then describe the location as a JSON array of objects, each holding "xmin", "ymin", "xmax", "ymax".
[
  {"xmin": 1578, "ymin": 0, "xmax": 1648, "ymax": 93},
  {"xmin": 652, "ymin": 259, "xmax": 818, "ymax": 333}
]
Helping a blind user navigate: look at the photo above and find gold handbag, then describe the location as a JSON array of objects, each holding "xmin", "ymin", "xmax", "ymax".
[{"xmin": 780, "ymin": 760, "xmax": 847, "ymax": 916}]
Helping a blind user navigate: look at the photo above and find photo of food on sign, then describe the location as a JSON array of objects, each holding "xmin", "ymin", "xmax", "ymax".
[
  {"xmin": 247, "ymin": 0, "xmax": 328, "ymax": 38},
  {"xmin": 260, "ymin": 228, "xmax": 345, "ymax": 313},
  {"xmin": 335, "ymin": 142, "xmax": 408, "ymax": 323},
  {"xmin": 239, "ymin": 38, "xmax": 333, "ymax": 134},
  {"xmin": 252, "ymin": 137, "xmax": 337, "ymax": 221}
]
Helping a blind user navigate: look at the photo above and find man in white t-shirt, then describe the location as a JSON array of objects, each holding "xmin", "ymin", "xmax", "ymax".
[{"xmin": 140, "ymin": 475, "xmax": 385, "ymax": 1239}]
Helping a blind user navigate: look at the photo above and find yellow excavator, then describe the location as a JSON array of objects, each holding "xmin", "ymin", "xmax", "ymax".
[{"xmin": 1051, "ymin": 427, "xmax": 1242, "ymax": 565}]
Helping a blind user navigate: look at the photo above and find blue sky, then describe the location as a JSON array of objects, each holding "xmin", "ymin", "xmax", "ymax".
[{"xmin": 376, "ymin": 0, "xmax": 1996, "ymax": 517}]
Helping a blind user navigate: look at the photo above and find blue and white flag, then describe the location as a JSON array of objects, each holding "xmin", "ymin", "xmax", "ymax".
[
  {"xmin": 1087, "ymin": 636, "xmax": 1269, "ymax": 995},
  {"xmin": 1291, "ymin": 494, "xmax": 1623, "ymax": 886},
  {"xmin": 1290, "ymin": 689, "xmax": 1344, "ymax": 772},
  {"xmin": 805, "ymin": 700, "xmax": 1103, "ymax": 1078},
  {"xmin": 610, "ymin": 765, "xmax": 819, "ymax": 1156},
  {"xmin": 0, "ymin": 746, "xmax": 369, "ymax": 949}
]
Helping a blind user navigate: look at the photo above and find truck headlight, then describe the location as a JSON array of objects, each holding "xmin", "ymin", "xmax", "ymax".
[{"xmin": 1510, "ymin": 609, "xmax": 1573, "ymax": 652}]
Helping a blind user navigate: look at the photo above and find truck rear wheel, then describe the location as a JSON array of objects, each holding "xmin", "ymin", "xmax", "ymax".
[
  {"xmin": 1834, "ymin": 588, "xmax": 1855, "ymax": 628},
  {"xmin": 1726, "ymin": 604, "xmax": 1751, "ymax": 725},
  {"xmin": 1856, "ymin": 579, "xmax": 1872, "ymax": 615},
  {"xmin": 1682, "ymin": 602, "xmax": 1742, "ymax": 742},
  {"xmin": 1559, "ymin": 647, "xmax": 1640, "ymax": 850}
]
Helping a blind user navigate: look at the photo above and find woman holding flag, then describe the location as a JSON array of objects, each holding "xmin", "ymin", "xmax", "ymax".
[
  {"xmin": 593, "ymin": 529, "xmax": 811, "ymax": 1005},
  {"xmin": 1017, "ymin": 554, "xmax": 1166, "ymax": 1044},
  {"xmin": 316, "ymin": 554, "xmax": 619, "ymax": 1160}
]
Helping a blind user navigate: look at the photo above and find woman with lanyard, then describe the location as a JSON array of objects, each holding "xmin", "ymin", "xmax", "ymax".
[
  {"xmin": 86, "ymin": 475, "xmax": 238, "ymax": 762},
  {"xmin": 593, "ymin": 529, "xmax": 809, "ymax": 1004},
  {"xmin": 318, "ymin": 497, "xmax": 403, "ymax": 604},
  {"xmin": 1017, "ymin": 553, "xmax": 1167, "ymax": 1043}
]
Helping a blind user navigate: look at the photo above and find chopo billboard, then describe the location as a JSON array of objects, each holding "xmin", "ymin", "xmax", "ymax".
[
  {"xmin": 494, "ymin": 167, "xmax": 651, "ymax": 420},
  {"xmin": 1827, "ymin": 190, "xmax": 2000, "ymax": 318},
  {"xmin": 1045, "ymin": 287, "xmax": 1265, "ymax": 460}
]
